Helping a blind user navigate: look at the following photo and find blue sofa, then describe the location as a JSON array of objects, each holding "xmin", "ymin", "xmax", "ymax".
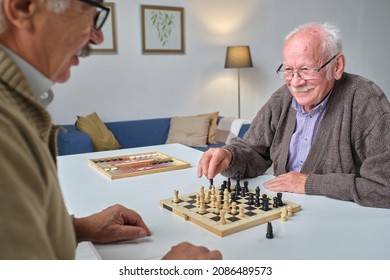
[{"xmin": 57, "ymin": 117, "xmax": 250, "ymax": 156}]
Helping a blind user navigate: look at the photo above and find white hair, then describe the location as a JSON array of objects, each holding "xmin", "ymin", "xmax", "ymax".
[
  {"xmin": 285, "ymin": 22, "xmax": 342, "ymax": 80},
  {"xmin": 0, "ymin": 0, "xmax": 70, "ymax": 33}
]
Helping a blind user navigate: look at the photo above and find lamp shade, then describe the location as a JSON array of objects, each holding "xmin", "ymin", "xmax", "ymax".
[{"xmin": 225, "ymin": 46, "xmax": 253, "ymax": 69}]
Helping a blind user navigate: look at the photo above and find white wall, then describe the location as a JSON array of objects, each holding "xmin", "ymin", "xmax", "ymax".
[{"xmin": 49, "ymin": 0, "xmax": 390, "ymax": 124}]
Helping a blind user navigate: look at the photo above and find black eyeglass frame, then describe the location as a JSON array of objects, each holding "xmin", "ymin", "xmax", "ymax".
[
  {"xmin": 276, "ymin": 53, "xmax": 340, "ymax": 80},
  {"xmin": 78, "ymin": 0, "xmax": 110, "ymax": 30}
]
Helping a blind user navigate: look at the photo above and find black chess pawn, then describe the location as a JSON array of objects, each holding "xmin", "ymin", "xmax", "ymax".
[
  {"xmin": 254, "ymin": 196, "xmax": 261, "ymax": 207},
  {"xmin": 273, "ymin": 197, "xmax": 279, "ymax": 208},
  {"xmin": 241, "ymin": 187, "xmax": 246, "ymax": 197},
  {"xmin": 266, "ymin": 221, "xmax": 274, "ymax": 239},
  {"xmin": 248, "ymin": 193, "xmax": 254, "ymax": 205},
  {"xmin": 230, "ymin": 192, "xmax": 236, "ymax": 203}
]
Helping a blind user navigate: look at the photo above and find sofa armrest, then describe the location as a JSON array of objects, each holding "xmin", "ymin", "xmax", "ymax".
[
  {"xmin": 238, "ymin": 123, "xmax": 250, "ymax": 138},
  {"xmin": 57, "ymin": 125, "xmax": 94, "ymax": 156}
]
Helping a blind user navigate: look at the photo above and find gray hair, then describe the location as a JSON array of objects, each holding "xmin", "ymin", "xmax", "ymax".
[
  {"xmin": 0, "ymin": 0, "xmax": 70, "ymax": 33},
  {"xmin": 285, "ymin": 22, "xmax": 342, "ymax": 79}
]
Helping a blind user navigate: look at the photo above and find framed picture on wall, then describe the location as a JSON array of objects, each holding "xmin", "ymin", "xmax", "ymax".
[
  {"xmin": 141, "ymin": 5, "xmax": 185, "ymax": 54},
  {"xmin": 92, "ymin": 2, "xmax": 117, "ymax": 54}
]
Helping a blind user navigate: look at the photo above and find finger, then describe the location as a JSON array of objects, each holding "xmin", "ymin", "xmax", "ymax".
[
  {"xmin": 208, "ymin": 250, "xmax": 223, "ymax": 260},
  {"xmin": 116, "ymin": 225, "xmax": 149, "ymax": 241},
  {"xmin": 198, "ymin": 151, "xmax": 213, "ymax": 178},
  {"xmin": 122, "ymin": 210, "xmax": 152, "ymax": 236}
]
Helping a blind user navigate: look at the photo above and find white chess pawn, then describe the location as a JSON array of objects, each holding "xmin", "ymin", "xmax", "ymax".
[
  {"xmin": 173, "ymin": 189, "xmax": 180, "ymax": 203},
  {"xmin": 287, "ymin": 205, "xmax": 293, "ymax": 217},
  {"xmin": 220, "ymin": 210, "xmax": 227, "ymax": 225},
  {"xmin": 231, "ymin": 202, "xmax": 237, "ymax": 215},
  {"xmin": 239, "ymin": 204, "xmax": 245, "ymax": 218},
  {"xmin": 280, "ymin": 207, "xmax": 288, "ymax": 222}
]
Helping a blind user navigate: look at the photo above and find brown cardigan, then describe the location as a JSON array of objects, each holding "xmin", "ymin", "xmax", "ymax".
[
  {"xmin": 0, "ymin": 49, "xmax": 76, "ymax": 259},
  {"xmin": 223, "ymin": 73, "xmax": 390, "ymax": 208}
]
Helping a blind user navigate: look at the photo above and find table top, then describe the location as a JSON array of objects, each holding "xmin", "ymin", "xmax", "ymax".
[{"xmin": 58, "ymin": 143, "xmax": 390, "ymax": 260}]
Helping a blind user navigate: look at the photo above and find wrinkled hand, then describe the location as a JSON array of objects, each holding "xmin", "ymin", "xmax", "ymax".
[
  {"xmin": 73, "ymin": 204, "xmax": 151, "ymax": 243},
  {"xmin": 197, "ymin": 148, "xmax": 232, "ymax": 179},
  {"xmin": 162, "ymin": 242, "xmax": 222, "ymax": 260},
  {"xmin": 263, "ymin": 172, "xmax": 307, "ymax": 194}
]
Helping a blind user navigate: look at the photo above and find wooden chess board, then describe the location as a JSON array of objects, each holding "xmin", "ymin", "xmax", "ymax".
[
  {"xmin": 88, "ymin": 152, "xmax": 190, "ymax": 179},
  {"xmin": 160, "ymin": 185, "xmax": 301, "ymax": 237}
]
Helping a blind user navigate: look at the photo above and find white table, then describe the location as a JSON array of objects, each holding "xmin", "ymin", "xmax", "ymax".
[{"xmin": 58, "ymin": 144, "xmax": 390, "ymax": 260}]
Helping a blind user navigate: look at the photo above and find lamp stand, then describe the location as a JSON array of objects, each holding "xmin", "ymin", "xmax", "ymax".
[{"xmin": 237, "ymin": 68, "xmax": 241, "ymax": 118}]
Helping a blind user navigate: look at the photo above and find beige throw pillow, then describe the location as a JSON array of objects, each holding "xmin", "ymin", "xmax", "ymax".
[
  {"xmin": 75, "ymin": 112, "xmax": 121, "ymax": 152},
  {"xmin": 197, "ymin": 112, "xmax": 219, "ymax": 144},
  {"xmin": 166, "ymin": 115, "xmax": 211, "ymax": 147}
]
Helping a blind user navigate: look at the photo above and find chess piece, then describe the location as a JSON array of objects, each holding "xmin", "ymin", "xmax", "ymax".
[
  {"xmin": 277, "ymin": 192, "xmax": 284, "ymax": 207},
  {"xmin": 173, "ymin": 189, "xmax": 180, "ymax": 203},
  {"xmin": 266, "ymin": 222, "xmax": 274, "ymax": 239},
  {"xmin": 231, "ymin": 202, "xmax": 237, "ymax": 215},
  {"xmin": 280, "ymin": 207, "xmax": 288, "ymax": 221},
  {"xmin": 273, "ymin": 197, "xmax": 279, "ymax": 208},
  {"xmin": 205, "ymin": 190, "xmax": 211, "ymax": 204},
  {"xmin": 209, "ymin": 178, "xmax": 214, "ymax": 189},
  {"xmin": 287, "ymin": 205, "xmax": 293, "ymax": 217},
  {"xmin": 261, "ymin": 194, "xmax": 270, "ymax": 211},
  {"xmin": 198, "ymin": 195, "xmax": 207, "ymax": 215},
  {"xmin": 220, "ymin": 210, "xmax": 227, "ymax": 225},
  {"xmin": 239, "ymin": 204, "xmax": 245, "ymax": 218},
  {"xmin": 243, "ymin": 181, "xmax": 249, "ymax": 193}
]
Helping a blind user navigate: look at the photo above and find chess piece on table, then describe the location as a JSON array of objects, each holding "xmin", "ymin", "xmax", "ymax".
[
  {"xmin": 266, "ymin": 221, "xmax": 274, "ymax": 239},
  {"xmin": 198, "ymin": 195, "xmax": 207, "ymax": 215},
  {"xmin": 277, "ymin": 192, "xmax": 284, "ymax": 207},
  {"xmin": 205, "ymin": 190, "xmax": 211, "ymax": 204},
  {"xmin": 231, "ymin": 202, "xmax": 237, "ymax": 215},
  {"xmin": 280, "ymin": 207, "xmax": 288, "ymax": 222},
  {"xmin": 173, "ymin": 189, "xmax": 180, "ymax": 203},
  {"xmin": 239, "ymin": 204, "xmax": 245, "ymax": 218},
  {"xmin": 220, "ymin": 210, "xmax": 227, "ymax": 225},
  {"xmin": 287, "ymin": 205, "xmax": 293, "ymax": 217}
]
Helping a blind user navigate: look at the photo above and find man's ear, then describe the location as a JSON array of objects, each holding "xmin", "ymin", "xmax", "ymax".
[
  {"xmin": 334, "ymin": 53, "xmax": 346, "ymax": 80},
  {"xmin": 2, "ymin": 0, "xmax": 39, "ymax": 30}
]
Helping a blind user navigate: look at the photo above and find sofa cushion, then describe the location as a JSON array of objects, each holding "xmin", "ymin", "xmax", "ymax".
[
  {"xmin": 197, "ymin": 112, "xmax": 219, "ymax": 144},
  {"xmin": 215, "ymin": 117, "xmax": 246, "ymax": 144},
  {"xmin": 166, "ymin": 115, "xmax": 211, "ymax": 147},
  {"xmin": 75, "ymin": 112, "xmax": 121, "ymax": 152}
]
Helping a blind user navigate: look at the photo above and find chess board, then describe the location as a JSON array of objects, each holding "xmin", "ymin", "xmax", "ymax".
[
  {"xmin": 160, "ymin": 186, "xmax": 301, "ymax": 237},
  {"xmin": 88, "ymin": 152, "xmax": 190, "ymax": 179}
]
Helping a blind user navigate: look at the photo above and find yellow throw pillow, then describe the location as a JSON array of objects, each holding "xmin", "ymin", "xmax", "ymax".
[
  {"xmin": 75, "ymin": 112, "xmax": 121, "ymax": 152},
  {"xmin": 197, "ymin": 112, "xmax": 219, "ymax": 144},
  {"xmin": 166, "ymin": 115, "xmax": 211, "ymax": 147}
]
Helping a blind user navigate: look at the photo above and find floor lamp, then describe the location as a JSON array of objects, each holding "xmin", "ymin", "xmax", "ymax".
[{"xmin": 224, "ymin": 46, "xmax": 253, "ymax": 118}]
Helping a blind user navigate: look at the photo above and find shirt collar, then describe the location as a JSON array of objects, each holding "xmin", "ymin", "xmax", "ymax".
[{"xmin": 0, "ymin": 44, "xmax": 54, "ymax": 107}]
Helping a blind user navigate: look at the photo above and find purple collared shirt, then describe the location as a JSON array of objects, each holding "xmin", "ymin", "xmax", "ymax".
[{"xmin": 286, "ymin": 92, "xmax": 331, "ymax": 172}]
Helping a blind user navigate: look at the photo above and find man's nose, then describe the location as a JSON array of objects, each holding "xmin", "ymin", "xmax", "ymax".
[
  {"xmin": 290, "ymin": 71, "xmax": 306, "ymax": 87},
  {"xmin": 90, "ymin": 27, "xmax": 104, "ymax": 45}
]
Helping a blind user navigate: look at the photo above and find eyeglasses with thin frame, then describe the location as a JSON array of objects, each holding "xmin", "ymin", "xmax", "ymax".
[
  {"xmin": 276, "ymin": 53, "xmax": 339, "ymax": 81},
  {"xmin": 78, "ymin": 0, "xmax": 110, "ymax": 30}
]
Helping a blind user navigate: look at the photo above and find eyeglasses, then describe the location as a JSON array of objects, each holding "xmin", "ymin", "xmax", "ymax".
[
  {"xmin": 78, "ymin": 0, "xmax": 110, "ymax": 30},
  {"xmin": 276, "ymin": 53, "xmax": 339, "ymax": 81}
]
